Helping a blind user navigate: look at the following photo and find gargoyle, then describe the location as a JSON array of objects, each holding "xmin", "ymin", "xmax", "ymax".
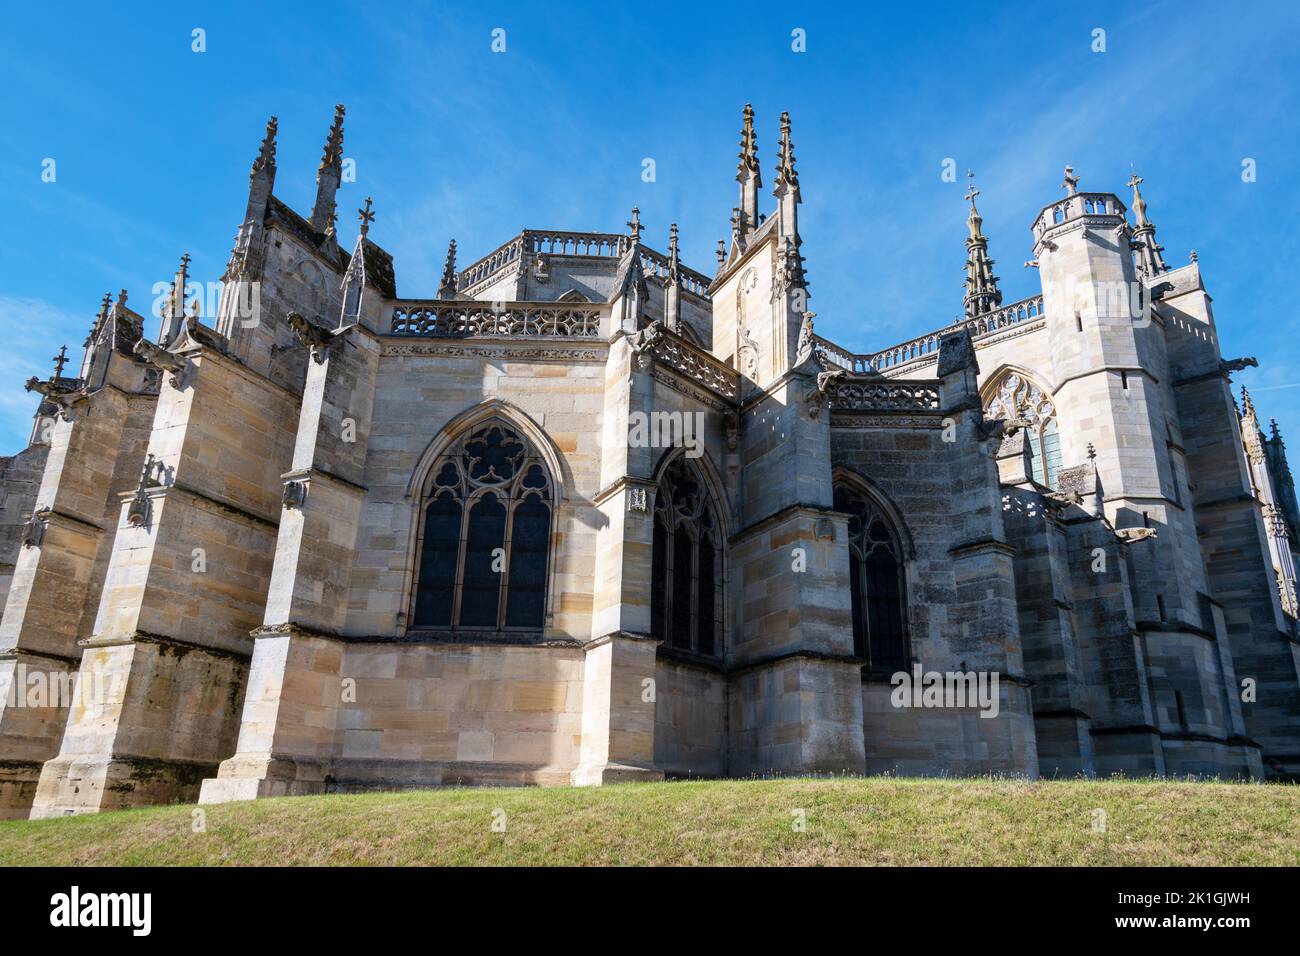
[
  {"xmin": 133, "ymin": 338, "xmax": 188, "ymax": 388},
  {"xmin": 629, "ymin": 321, "xmax": 664, "ymax": 371},
  {"xmin": 1116, "ymin": 527, "xmax": 1158, "ymax": 543},
  {"xmin": 806, "ymin": 368, "xmax": 846, "ymax": 418},
  {"xmin": 1220, "ymin": 356, "xmax": 1259, "ymax": 375},
  {"xmin": 24, "ymin": 376, "xmax": 82, "ymax": 419},
  {"xmin": 286, "ymin": 311, "xmax": 338, "ymax": 364}
]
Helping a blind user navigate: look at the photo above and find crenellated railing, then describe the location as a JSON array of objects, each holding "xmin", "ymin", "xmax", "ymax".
[
  {"xmin": 390, "ymin": 300, "xmax": 604, "ymax": 338},
  {"xmin": 456, "ymin": 229, "xmax": 712, "ymax": 299}
]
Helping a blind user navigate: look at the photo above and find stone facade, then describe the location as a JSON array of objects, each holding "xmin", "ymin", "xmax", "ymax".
[{"xmin": 1, "ymin": 106, "xmax": 1296, "ymax": 819}]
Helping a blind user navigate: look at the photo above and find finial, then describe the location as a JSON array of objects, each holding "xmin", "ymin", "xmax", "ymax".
[
  {"xmin": 738, "ymin": 103, "xmax": 759, "ymax": 175},
  {"xmin": 319, "ymin": 104, "xmax": 346, "ymax": 174},
  {"xmin": 1062, "ymin": 165, "xmax": 1080, "ymax": 196},
  {"xmin": 964, "ymin": 169, "xmax": 980, "ymax": 206},
  {"xmin": 716, "ymin": 239, "xmax": 725, "ymax": 270},
  {"xmin": 1126, "ymin": 172, "xmax": 1149, "ymax": 224},
  {"xmin": 357, "ymin": 196, "xmax": 375, "ymax": 237},
  {"xmin": 1087, "ymin": 442, "xmax": 1097, "ymax": 461},
  {"xmin": 1190, "ymin": 249, "xmax": 1198, "ymax": 263},
  {"xmin": 626, "ymin": 206, "xmax": 642, "ymax": 243},
  {"xmin": 52, "ymin": 345, "xmax": 69, "ymax": 380},
  {"xmin": 1241, "ymin": 386, "xmax": 1257, "ymax": 418},
  {"xmin": 98, "ymin": 291, "xmax": 113, "ymax": 321},
  {"xmin": 251, "ymin": 116, "xmax": 278, "ymax": 181},
  {"xmin": 117, "ymin": 289, "xmax": 128, "ymax": 308},
  {"xmin": 730, "ymin": 207, "xmax": 740, "ymax": 237},
  {"xmin": 439, "ymin": 239, "xmax": 458, "ymax": 298},
  {"xmin": 1126, "ymin": 170, "xmax": 1167, "ymax": 276},
  {"xmin": 774, "ymin": 110, "xmax": 799, "ymax": 192}
]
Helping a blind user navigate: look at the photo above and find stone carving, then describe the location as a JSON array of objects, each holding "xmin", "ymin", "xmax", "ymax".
[
  {"xmin": 1221, "ymin": 356, "xmax": 1259, "ymax": 375},
  {"xmin": 627, "ymin": 487, "xmax": 649, "ymax": 513},
  {"xmin": 126, "ymin": 454, "xmax": 166, "ymax": 528},
  {"xmin": 826, "ymin": 379, "xmax": 942, "ymax": 413},
  {"xmin": 282, "ymin": 479, "xmax": 309, "ymax": 510},
  {"xmin": 936, "ymin": 328, "xmax": 977, "ymax": 377},
  {"xmin": 286, "ymin": 311, "xmax": 337, "ymax": 364},
  {"xmin": 629, "ymin": 321, "xmax": 739, "ymax": 401},
  {"xmin": 391, "ymin": 301, "xmax": 601, "ymax": 338},
  {"xmin": 1116, "ymin": 527, "xmax": 1158, "ymax": 543},
  {"xmin": 20, "ymin": 509, "xmax": 49, "ymax": 549},
  {"xmin": 796, "ymin": 311, "xmax": 815, "ymax": 363},
  {"xmin": 133, "ymin": 338, "xmax": 188, "ymax": 389},
  {"xmin": 805, "ymin": 368, "xmax": 846, "ymax": 418}
]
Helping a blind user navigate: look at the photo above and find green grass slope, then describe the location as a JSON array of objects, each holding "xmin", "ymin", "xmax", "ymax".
[{"xmin": 1, "ymin": 777, "xmax": 1296, "ymax": 866}]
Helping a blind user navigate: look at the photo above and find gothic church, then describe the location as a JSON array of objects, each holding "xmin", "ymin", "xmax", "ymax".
[{"xmin": 1, "ymin": 104, "xmax": 1298, "ymax": 818}]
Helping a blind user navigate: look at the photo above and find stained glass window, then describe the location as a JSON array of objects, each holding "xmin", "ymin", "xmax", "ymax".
[{"xmin": 412, "ymin": 421, "xmax": 553, "ymax": 631}]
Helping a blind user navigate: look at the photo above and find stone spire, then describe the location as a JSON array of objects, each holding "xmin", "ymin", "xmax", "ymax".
[
  {"xmin": 773, "ymin": 110, "xmax": 801, "ymax": 241},
  {"xmin": 159, "ymin": 253, "xmax": 191, "ymax": 347},
  {"xmin": 1127, "ymin": 172, "xmax": 1168, "ymax": 279},
  {"xmin": 310, "ymin": 104, "xmax": 346, "ymax": 236},
  {"xmin": 250, "ymin": 116, "xmax": 278, "ymax": 189},
  {"xmin": 339, "ymin": 197, "xmax": 372, "ymax": 328},
  {"xmin": 962, "ymin": 171, "xmax": 1002, "ymax": 319},
  {"xmin": 438, "ymin": 239, "xmax": 458, "ymax": 299},
  {"xmin": 626, "ymin": 206, "xmax": 643, "ymax": 245},
  {"xmin": 664, "ymin": 223, "xmax": 682, "ymax": 331},
  {"xmin": 736, "ymin": 103, "xmax": 761, "ymax": 238},
  {"xmin": 79, "ymin": 293, "xmax": 113, "ymax": 379},
  {"xmin": 223, "ymin": 117, "xmax": 278, "ymax": 286}
]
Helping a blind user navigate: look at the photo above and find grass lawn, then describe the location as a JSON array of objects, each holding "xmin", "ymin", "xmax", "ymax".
[{"xmin": 0, "ymin": 776, "xmax": 1296, "ymax": 866}]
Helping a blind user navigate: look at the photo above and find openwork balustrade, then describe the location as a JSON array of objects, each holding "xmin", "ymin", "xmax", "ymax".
[
  {"xmin": 829, "ymin": 380, "xmax": 941, "ymax": 412},
  {"xmin": 456, "ymin": 229, "xmax": 712, "ymax": 299},
  {"xmin": 643, "ymin": 325, "xmax": 740, "ymax": 401},
  {"xmin": 390, "ymin": 301, "xmax": 603, "ymax": 337},
  {"xmin": 814, "ymin": 294, "xmax": 1047, "ymax": 375}
]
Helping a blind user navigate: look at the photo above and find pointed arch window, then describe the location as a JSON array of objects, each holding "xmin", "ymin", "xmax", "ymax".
[
  {"xmin": 985, "ymin": 371, "xmax": 1062, "ymax": 489},
  {"xmin": 651, "ymin": 457, "xmax": 723, "ymax": 657},
  {"xmin": 412, "ymin": 421, "xmax": 553, "ymax": 632},
  {"xmin": 834, "ymin": 484, "xmax": 909, "ymax": 676}
]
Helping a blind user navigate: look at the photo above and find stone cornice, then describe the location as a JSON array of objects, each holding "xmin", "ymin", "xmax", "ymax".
[{"xmin": 80, "ymin": 628, "xmax": 253, "ymax": 663}]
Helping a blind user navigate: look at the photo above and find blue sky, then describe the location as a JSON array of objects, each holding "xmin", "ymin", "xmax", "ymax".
[{"xmin": 1, "ymin": 1, "xmax": 1297, "ymax": 453}]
